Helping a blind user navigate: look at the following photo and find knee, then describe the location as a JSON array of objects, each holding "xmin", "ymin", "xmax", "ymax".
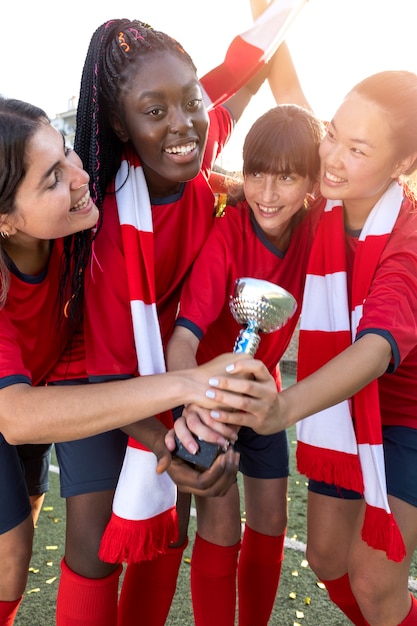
[
  {"xmin": 305, "ymin": 542, "xmax": 344, "ymax": 581},
  {"xmin": 349, "ymin": 571, "xmax": 389, "ymax": 622}
]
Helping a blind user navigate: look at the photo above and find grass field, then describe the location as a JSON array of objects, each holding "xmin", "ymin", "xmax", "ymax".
[{"xmin": 14, "ymin": 372, "xmax": 417, "ymax": 625}]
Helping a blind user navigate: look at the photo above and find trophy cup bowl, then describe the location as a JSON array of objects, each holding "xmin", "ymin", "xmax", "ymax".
[
  {"xmin": 174, "ymin": 277, "xmax": 297, "ymax": 470},
  {"xmin": 230, "ymin": 277, "xmax": 297, "ymax": 356}
]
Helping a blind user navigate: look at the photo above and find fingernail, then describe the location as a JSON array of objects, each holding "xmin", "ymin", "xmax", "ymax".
[
  {"xmin": 208, "ymin": 377, "xmax": 219, "ymax": 386},
  {"xmin": 205, "ymin": 389, "xmax": 216, "ymax": 399},
  {"xmin": 211, "ymin": 410, "xmax": 220, "ymax": 419},
  {"xmin": 225, "ymin": 363, "xmax": 235, "ymax": 372}
]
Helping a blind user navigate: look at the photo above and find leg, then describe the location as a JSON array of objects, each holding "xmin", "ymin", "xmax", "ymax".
[
  {"xmin": 236, "ymin": 426, "xmax": 289, "ymax": 626},
  {"xmin": 0, "ymin": 517, "xmax": 33, "ymax": 601},
  {"xmin": 0, "ymin": 435, "xmax": 38, "ymax": 624},
  {"xmin": 348, "ymin": 495, "xmax": 417, "ymax": 626},
  {"xmin": 238, "ymin": 476, "xmax": 288, "ymax": 626},
  {"xmin": 56, "ymin": 490, "xmax": 121, "ymax": 626},
  {"xmin": 118, "ymin": 490, "xmax": 192, "ymax": 626},
  {"xmin": 29, "ymin": 494, "xmax": 45, "ymax": 527},
  {"xmin": 190, "ymin": 483, "xmax": 241, "ymax": 626},
  {"xmin": 55, "ymin": 430, "xmax": 127, "ymax": 626},
  {"xmin": 17, "ymin": 443, "xmax": 51, "ymax": 527},
  {"xmin": 306, "ymin": 485, "xmax": 367, "ymax": 624}
]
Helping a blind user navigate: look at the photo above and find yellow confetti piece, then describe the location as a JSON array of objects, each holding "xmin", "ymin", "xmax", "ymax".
[
  {"xmin": 28, "ymin": 567, "xmax": 39, "ymax": 574},
  {"xmin": 316, "ymin": 581, "xmax": 326, "ymax": 589},
  {"xmin": 291, "ymin": 570, "xmax": 299, "ymax": 577},
  {"xmin": 296, "ymin": 610, "xmax": 304, "ymax": 618},
  {"xmin": 53, "ymin": 517, "xmax": 60, "ymax": 523},
  {"xmin": 45, "ymin": 545, "xmax": 58, "ymax": 550},
  {"xmin": 289, "ymin": 592, "xmax": 297, "ymax": 600},
  {"xmin": 43, "ymin": 506, "xmax": 54, "ymax": 511},
  {"xmin": 46, "ymin": 561, "xmax": 53, "ymax": 567},
  {"xmin": 295, "ymin": 480, "xmax": 300, "ymax": 485},
  {"xmin": 183, "ymin": 557, "xmax": 191, "ymax": 565},
  {"xmin": 45, "ymin": 577, "xmax": 57, "ymax": 584},
  {"xmin": 301, "ymin": 559, "xmax": 308, "ymax": 568},
  {"xmin": 293, "ymin": 622, "xmax": 302, "ymax": 626},
  {"xmin": 27, "ymin": 588, "xmax": 41, "ymax": 594},
  {"xmin": 304, "ymin": 597, "xmax": 311, "ymax": 605}
]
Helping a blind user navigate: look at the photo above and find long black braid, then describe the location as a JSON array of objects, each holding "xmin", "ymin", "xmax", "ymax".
[{"xmin": 74, "ymin": 19, "xmax": 197, "ymax": 228}]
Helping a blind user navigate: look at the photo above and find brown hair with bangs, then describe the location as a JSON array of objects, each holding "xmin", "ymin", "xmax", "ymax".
[{"xmin": 243, "ymin": 104, "xmax": 324, "ymax": 181}]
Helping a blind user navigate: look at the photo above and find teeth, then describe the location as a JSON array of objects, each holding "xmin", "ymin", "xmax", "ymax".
[
  {"xmin": 259, "ymin": 205, "xmax": 281, "ymax": 214},
  {"xmin": 165, "ymin": 142, "xmax": 196, "ymax": 155},
  {"xmin": 325, "ymin": 170, "xmax": 345, "ymax": 183},
  {"xmin": 71, "ymin": 190, "xmax": 90, "ymax": 212}
]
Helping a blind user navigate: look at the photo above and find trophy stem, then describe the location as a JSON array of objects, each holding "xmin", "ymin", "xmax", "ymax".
[{"xmin": 233, "ymin": 320, "xmax": 261, "ymax": 356}]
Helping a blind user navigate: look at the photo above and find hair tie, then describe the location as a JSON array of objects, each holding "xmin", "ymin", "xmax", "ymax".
[{"xmin": 118, "ymin": 32, "xmax": 130, "ymax": 53}]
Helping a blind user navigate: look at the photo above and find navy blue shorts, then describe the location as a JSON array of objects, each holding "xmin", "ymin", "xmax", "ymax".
[
  {"xmin": 50, "ymin": 379, "xmax": 128, "ymax": 498},
  {"xmin": 55, "ymin": 429, "xmax": 128, "ymax": 498},
  {"xmin": 0, "ymin": 434, "xmax": 51, "ymax": 534},
  {"xmin": 308, "ymin": 425, "xmax": 417, "ymax": 507},
  {"xmin": 235, "ymin": 426, "xmax": 289, "ymax": 479}
]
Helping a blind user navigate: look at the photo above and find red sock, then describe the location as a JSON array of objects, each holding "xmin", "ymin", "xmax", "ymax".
[
  {"xmin": 191, "ymin": 533, "xmax": 240, "ymax": 626},
  {"xmin": 56, "ymin": 558, "xmax": 121, "ymax": 626},
  {"xmin": 238, "ymin": 526, "xmax": 285, "ymax": 626},
  {"xmin": 117, "ymin": 541, "xmax": 186, "ymax": 626},
  {"xmin": 400, "ymin": 594, "xmax": 417, "ymax": 625},
  {"xmin": 322, "ymin": 573, "xmax": 368, "ymax": 626},
  {"xmin": 0, "ymin": 597, "xmax": 22, "ymax": 626}
]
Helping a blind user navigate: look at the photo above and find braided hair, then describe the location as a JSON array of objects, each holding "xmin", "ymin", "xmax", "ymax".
[{"xmin": 74, "ymin": 19, "xmax": 197, "ymax": 226}]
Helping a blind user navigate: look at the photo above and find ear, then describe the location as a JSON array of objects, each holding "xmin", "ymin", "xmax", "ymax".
[
  {"xmin": 110, "ymin": 112, "xmax": 129, "ymax": 143},
  {"xmin": 392, "ymin": 152, "xmax": 417, "ymax": 178},
  {"xmin": 0, "ymin": 215, "xmax": 16, "ymax": 238}
]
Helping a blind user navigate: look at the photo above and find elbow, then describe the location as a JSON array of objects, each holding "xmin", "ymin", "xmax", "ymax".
[{"xmin": 1, "ymin": 426, "xmax": 25, "ymax": 446}]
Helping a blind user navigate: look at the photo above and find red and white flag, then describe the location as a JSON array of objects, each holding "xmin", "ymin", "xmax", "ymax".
[{"xmin": 201, "ymin": 0, "xmax": 307, "ymax": 110}]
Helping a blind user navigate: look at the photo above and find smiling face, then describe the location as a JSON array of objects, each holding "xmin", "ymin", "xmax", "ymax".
[
  {"xmin": 319, "ymin": 92, "xmax": 403, "ymax": 226},
  {"xmin": 4, "ymin": 122, "xmax": 98, "ymax": 242},
  {"xmin": 111, "ymin": 51, "xmax": 209, "ymax": 198},
  {"xmin": 244, "ymin": 170, "xmax": 312, "ymax": 248}
]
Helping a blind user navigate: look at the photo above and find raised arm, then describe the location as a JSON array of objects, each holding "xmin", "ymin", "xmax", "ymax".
[{"xmin": 250, "ymin": 0, "xmax": 312, "ymax": 109}]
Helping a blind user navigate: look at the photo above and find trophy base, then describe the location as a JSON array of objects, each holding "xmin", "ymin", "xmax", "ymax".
[{"xmin": 173, "ymin": 435, "xmax": 223, "ymax": 470}]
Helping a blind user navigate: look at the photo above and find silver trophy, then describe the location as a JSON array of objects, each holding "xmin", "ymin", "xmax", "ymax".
[
  {"xmin": 174, "ymin": 276, "xmax": 297, "ymax": 470},
  {"xmin": 230, "ymin": 277, "xmax": 297, "ymax": 355}
]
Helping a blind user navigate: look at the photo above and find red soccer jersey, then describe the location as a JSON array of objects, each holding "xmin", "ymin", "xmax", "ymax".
[
  {"xmin": 0, "ymin": 241, "xmax": 79, "ymax": 388},
  {"xmin": 354, "ymin": 196, "xmax": 417, "ymax": 428},
  {"xmin": 84, "ymin": 106, "xmax": 234, "ymax": 379},
  {"xmin": 176, "ymin": 201, "xmax": 318, "ymax": 389}
]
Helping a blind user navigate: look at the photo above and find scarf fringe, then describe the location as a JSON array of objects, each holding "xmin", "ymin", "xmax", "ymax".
[
  {"xmin": 296, "ymin": 441, "xmax": 364, "ymax": 493},
  {"xmin": 98, "ymin": 507, "xmax": 179, "ymax": 564},
  {"xmin": 362, "ymin": 505, "xmax": 406, "ymax": 563}
]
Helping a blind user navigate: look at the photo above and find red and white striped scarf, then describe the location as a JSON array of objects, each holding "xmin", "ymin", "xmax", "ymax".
[
  {"xmin": 99, "ymin": 0, "xmax": 308, "ymax": 565},
  {"xmin": 296, "ymin": 182, "xmax": 406, "ymax": 562}
]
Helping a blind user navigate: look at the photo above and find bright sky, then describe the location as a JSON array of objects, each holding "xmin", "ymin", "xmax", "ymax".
[{"xmin": 2, "ymin": 0, "xmax": 416, "ymax": 170}]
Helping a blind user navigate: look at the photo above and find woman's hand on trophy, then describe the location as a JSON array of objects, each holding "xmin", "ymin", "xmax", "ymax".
[{"xmin": 204, "ymin": 357, "xmax": 286, "ymax": 435}]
